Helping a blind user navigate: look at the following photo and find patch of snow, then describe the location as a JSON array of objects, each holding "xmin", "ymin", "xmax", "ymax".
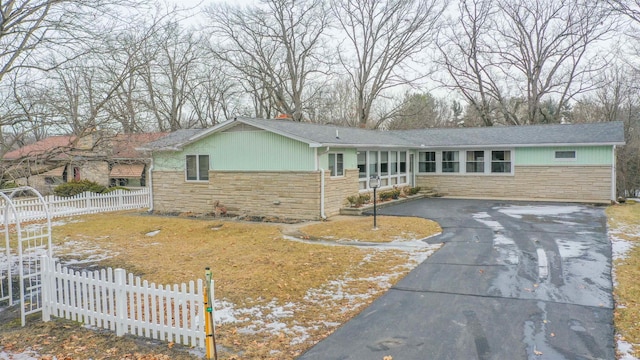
[
  {"xmin": 0, "ymin": 349, "xmax": 40, "ymax": 360},
  {"xmin": 617, "ymin": 335, "xmax": 639, "ymax": 360},
  {"xmin": 209, "ymin": 239, "xmax": 441, "ymax": 347},
  {"xmin": 499, "ymin": 205, "xmax": 586, "ymax": 219},
  {"xmin": 146, "ymin": 230, "xmax": 161, "ymax": 237},
  {"xmin": 609, "ymin": 211, "xmax": 640, "ymax": 359},
  {"xmin": 473, "ymin": 212, "xmax": 519, "ymax": 265},
  {"xmin": 472, "ymin": 212, "xmax": 504, "ymax": 231},
  {"xmin": 610, "ymin": 228, "xmax": 639, "ymax": 261},
  {"xmin": 53, "ymin": 240, "xmax": 117, "ymax": 266}
]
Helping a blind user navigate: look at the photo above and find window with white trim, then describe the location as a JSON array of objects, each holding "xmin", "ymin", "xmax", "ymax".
[
  {"xmin": 328, "ymin": 153, "xmax": 344, "ymax": 176},
  {"xmin": 418, "ymin": 151, "xmax": 436, "ymax": 173},
  {"xmin": 442, "ymin": 151, "xmax": 460, "ymax": 173},
  {"xmin": 555, "ymin": 150, "xmax": 576, "ymax": 160},
  {"xmin": 379, "ymin": 152, "xmax": 389, "ymax": 186},
  {"xmin": 357, "ymin": 150, "xmax": 409, "ymax": 189},
  {"xmin": 466, "ymin": 151, "xmax": 484, "ymax": 173},
  {"xmin": 491, "ymin": 151, "xmax": 511, "ymax": 173},
  {"xmin": 357, "ymin": 152, "xmax": 367, "ymax": 189},
  {"xmin": 186, "ymin": 155, "xmax": 209, "ymax": 181}
]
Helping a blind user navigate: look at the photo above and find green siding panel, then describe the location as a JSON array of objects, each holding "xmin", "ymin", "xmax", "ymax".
[
  {"xmin": 153, "ymin": 130, "xmax": 316, "ymax": 171},
  {"xmin": 515, "ymin": 146, "xmax": 613, "ymax": 166},
  {"xmin": 318, "ymin": 148, "xmax": 358, "ymax": 170}
]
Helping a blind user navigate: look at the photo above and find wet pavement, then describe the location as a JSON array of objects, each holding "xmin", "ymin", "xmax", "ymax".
[{"xmin": 297, "ymin": 198, "xmax": 614, "ymax": 360}]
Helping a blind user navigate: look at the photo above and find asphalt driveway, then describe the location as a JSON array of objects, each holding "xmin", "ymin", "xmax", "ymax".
[{"xmin": 298, "ymin": 198, "xmax": 614, "ymax": 360}]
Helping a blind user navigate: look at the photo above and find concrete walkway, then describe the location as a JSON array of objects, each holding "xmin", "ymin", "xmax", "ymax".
[{"xmin": 297, "ymin": 198, "xmax": 613, "ymax": 360}]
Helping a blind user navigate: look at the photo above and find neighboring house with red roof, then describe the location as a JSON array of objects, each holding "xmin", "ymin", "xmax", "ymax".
[{"xmin": 2, "ymin": 132, "xmax": 168, "ymax": 194}]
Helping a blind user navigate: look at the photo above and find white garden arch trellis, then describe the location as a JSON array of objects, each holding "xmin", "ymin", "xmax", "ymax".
[{"xmin": 0, "ymin": 186, "xmax": 52, "ymax": 325}]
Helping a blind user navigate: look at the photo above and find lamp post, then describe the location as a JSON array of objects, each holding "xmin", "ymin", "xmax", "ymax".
[{"xmin": 370, "ymin": 175, "xmax": 381, "ymax": 229}]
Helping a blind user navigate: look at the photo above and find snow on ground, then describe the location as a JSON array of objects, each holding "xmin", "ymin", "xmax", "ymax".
[
  {"xmin": 498, "ymin": 205, "xmax": 587, "ymax": 219},
  {"xmin": 210, "ymin": 240, "xmax": 441, "ymax": 348},
  {"xmin": 0, "ymin": 220, "xmax": 440, "ymax": 359},
  {"xmin": 609, "ymin": 214, "xmax": 640, "ymax": 360}
]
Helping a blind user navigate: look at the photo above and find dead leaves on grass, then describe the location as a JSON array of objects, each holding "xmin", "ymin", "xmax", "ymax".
[
  {"xmin": 607, "ymin": 203, "xmax": 640, "ymax": 357},
  {"xmin": 41, "ymin": 212, "xmax": 442, "ymax": 360},
  {"xmin": 300, "ymin": 216, "xmax": 441, "ymax": 243}
]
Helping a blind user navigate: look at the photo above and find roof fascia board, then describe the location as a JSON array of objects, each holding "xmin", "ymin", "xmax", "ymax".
[
  {"xmin": 239, "ymin": 119, "xmax": 322, "ymax": 145},
  {"xmin": 313, "ymin": 143, "xmax": 410, "ymax": 148},
  {"xmin": 186, "ymin": 120, "xmax": 236, "ymax": 143},
  {"xmin": 414, "ymin": 142, "xmax": 625, "ymax": 149}
]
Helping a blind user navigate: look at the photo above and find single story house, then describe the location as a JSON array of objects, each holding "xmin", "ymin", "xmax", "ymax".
[
  {"xmin": 139, "ymin": 118, "xmax": 625, "ymax": 220},
  {"xmin": 2, "ymin": 132, "xmax": 168, "ymax": 194}
]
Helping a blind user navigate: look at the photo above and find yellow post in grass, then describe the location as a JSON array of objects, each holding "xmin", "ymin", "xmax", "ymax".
[{"xmin": 204, "ymin": 267, "xmax": 218, "ymax": 360}]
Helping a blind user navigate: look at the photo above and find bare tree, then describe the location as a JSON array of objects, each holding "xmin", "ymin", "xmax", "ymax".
[
  {"xmin": 386, "ymin": 92, "xmax": 453, "ymax": 129},
  {"xmin": 185, "ymin": 62, "xmax": 241, "ymax": 128},
  {"xmin": 204, "ymin": 0, "xmax": 331, "ymax": 121},
  {"xmin": 137, "ymin": 21, "xmax": 204, "ymax": 131},
  {"xmin": 0, "ymin": 0, "xmax": 152, "ymax": 157},
  {"xmin": 0, "ymin": 0, "xmax": 149, "ymax": 85},
  {"xmin": 438, "ymin": 0, "xmax": 615, "ymax": 125},
  {"xmin": 607, "ymin": 0, "xmax": 640, "ymax": 23},
  {"xmin": 436, "ymin": 0, "xmax": 501, "ymax": 126},
  {"xmin": 330, "ymin": 0, "xmax": 446, "ymax": 128}
]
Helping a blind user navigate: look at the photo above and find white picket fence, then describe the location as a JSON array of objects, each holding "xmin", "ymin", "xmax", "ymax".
[
  {"xmin": 40, "ymin": 256, "xmax": 206, "ymax": 348},
  {"xmin": 0, "ymin": 188, "xmax": 150, "ymax": 223}
]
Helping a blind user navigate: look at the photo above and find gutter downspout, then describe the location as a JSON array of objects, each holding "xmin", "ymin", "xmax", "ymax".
[
  {"xmin": 316, "ymin": 147, "xmax": 330, "ymax": 220},
  {"xmin": 612, "ymin": 145, "xmax": 617, "ymax": 202},
  {"xmin": 148, "ymin": 157, "xmax": 154, "ymax": 212},
  {"xmin": 320, "ymin": 168, "xmax": 326, "ymax": 220}
]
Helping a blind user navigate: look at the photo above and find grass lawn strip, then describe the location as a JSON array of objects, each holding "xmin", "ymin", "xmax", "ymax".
[
  {"xmin": 606, "ymin": 201, "xmax": 640, "ymax": 359},
  {"xmin": 1, "ymin": 212, "xmax": 441, "ymax": 360}
]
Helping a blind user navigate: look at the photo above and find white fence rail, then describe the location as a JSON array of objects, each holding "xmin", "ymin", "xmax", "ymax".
[
  {"xmin": 41, "ymin": 256, "xmax": 206, "ymax": 348},
  {"xmin": 0, "ymin": 188, "xmax": 150, "ymax": 223}
]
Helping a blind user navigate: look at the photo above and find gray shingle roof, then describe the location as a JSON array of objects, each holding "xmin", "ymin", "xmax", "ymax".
[
  {"xmin": 391, "ymin": 121, "xmax": 625, "ymax": 148},
  {"xmin": 238, "ymin": 118, "xmax": 410, "ymax": 147},
  {"xmin": 139, "ymin": 119, "xmax": 625, "ymax": 151},
  {"xmin": 137, "ymin": 129, "xmax": 203, "ymax": 151}
]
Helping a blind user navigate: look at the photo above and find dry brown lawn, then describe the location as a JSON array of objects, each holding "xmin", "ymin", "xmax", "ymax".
[
  {"xmin": 299, "ymin": 215, "xmax": 441, "ymax": 243},
  {"xmin": 1, "ymin": 212, "xmax": 441, "ymax": 360},
  {"xmin": 607, "ymin": 201, "xmax": 640, "ymax": 358}
]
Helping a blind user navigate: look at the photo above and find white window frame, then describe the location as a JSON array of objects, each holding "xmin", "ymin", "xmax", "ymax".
[
  {"xmin": 490, "ymin": 150, "xmax": 512, "ymax": 174},
  {"xmin": 466, "ymin": 150, "xmax": 485, "ymax": 173},
  {"xmin": 185, "ymin": 154, "xmax": 210, "ymax": 181},
  {"xmin": 357, "ymin": 149, "xmax": 410, "ymax": 190},
  {"xmin": 554, "ymin": 150, "xmax": 577, "ymax": 161},
  {"xmin": 328, "ymin": 152, "xmax": 344, "ymax": 177},
  {"xmin": 417, "ymin": 149, "xmax": 514, "ymax": 176},
  {"xmin": 442, "ymin": 150, "xmax": 460, "ymax": 173},
  {"xmin": 418, "ymin": 151, "xmax": 437, "ymax": 173}
]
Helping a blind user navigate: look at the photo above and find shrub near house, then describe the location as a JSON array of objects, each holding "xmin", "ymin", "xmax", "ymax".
[{"xmin": 54, "ymin": 180, "xmax": 130, "ymax": 197}]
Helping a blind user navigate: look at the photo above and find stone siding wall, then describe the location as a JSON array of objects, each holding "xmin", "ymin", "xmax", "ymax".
[
  {"xmin": 416, "ymin": 165, "xmax": 612, "ymax": 203},
  {"xmin": 78, "ymin": 161, "xmax": 110, "ymax": 186},
  {"xmin": 152, "ymin": 170, "xmax": 324, "ymax": 220},
  {"xmin": 323, "ymin": 169, "xmax": 360, "ymax": 217}
]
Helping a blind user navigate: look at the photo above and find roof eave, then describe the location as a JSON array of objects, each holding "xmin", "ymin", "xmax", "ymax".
[
  {"xmin": 414, "ymin": 141, "xmax": 625, "ymax": 149},
  {"xmin": 238, "ymin": 118, "xmax": 319, "ymax": 145}
]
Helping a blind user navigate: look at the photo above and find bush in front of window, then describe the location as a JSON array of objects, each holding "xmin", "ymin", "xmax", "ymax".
[
  {"xmin": 379, "ymin": 189, "xmax": 401, "ymax": 201},
  {"xmin": 404, "ymin": 186, "xmax": 421, "ymax": 196}
]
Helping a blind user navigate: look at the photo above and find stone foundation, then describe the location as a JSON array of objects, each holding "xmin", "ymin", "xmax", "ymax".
[
  {"xmin": 152, "ymin": 170, "xmax": 331, "ymax": 220},
  {"xmin": 323, "ymin": 169, "xmax": 360, "ymax": 217},
  {"xmin": 416, "ymin": 165, "xmax": 612, "ymax": 203}
]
